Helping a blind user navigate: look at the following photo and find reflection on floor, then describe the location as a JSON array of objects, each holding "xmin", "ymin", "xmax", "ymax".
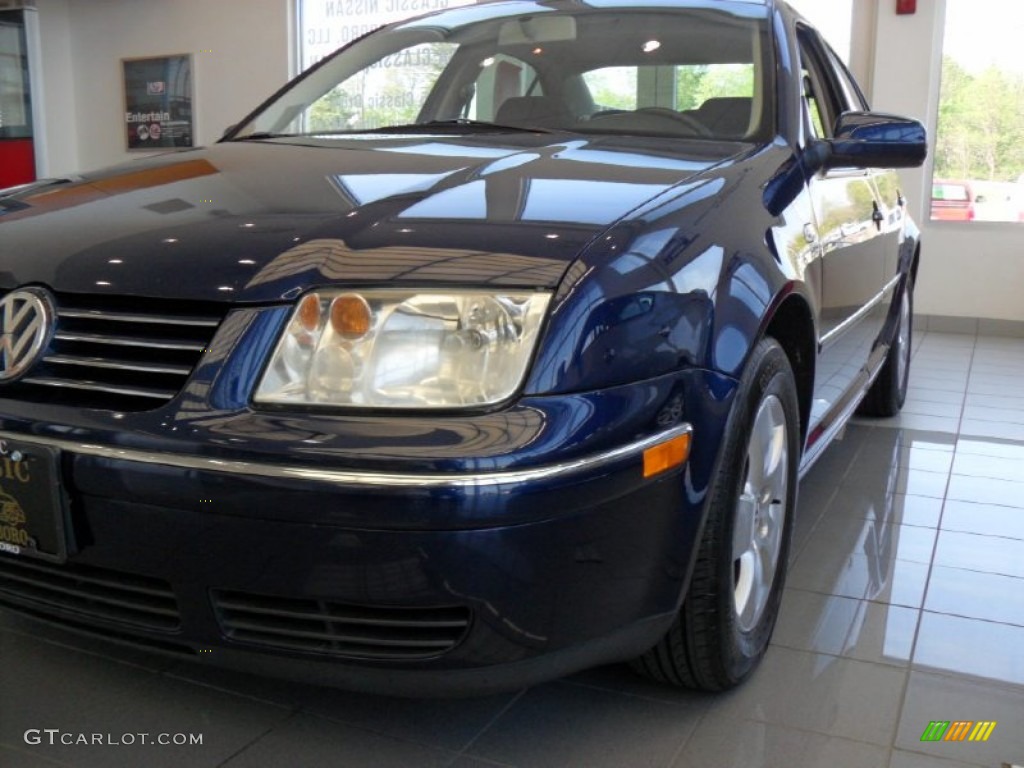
[{"xmin": 2, "ymin": 331, "xmax": 1023, "ymax": 768}]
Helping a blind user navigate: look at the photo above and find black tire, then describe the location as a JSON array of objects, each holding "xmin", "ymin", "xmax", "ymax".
[
  {"xmin": 858, "ymin": 278, "xmax": 913, "ymax": 418},
  {"xmin": 631, "ymin": 337, "xmax": 800, "ymax": 691}
]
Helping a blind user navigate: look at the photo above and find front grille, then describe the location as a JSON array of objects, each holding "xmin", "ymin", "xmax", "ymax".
[
  {"xmin": 7, "ymin": 294, "xmax": 223, "ymax": 410},
  {"xmin": 0, "ymin": 555, "xmax": 181, "ymax": 632},
  {"xmin": 212, "ymin": 589, "xmax": 472, "ymax": 661}
]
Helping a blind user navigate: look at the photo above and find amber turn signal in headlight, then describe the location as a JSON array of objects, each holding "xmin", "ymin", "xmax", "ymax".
[
  {"xmin": 330, "ymin": 294, "xmax": 372, "ymax": 340},
  {"xmin": 643, "ymin": 432, "xmax": 692, "ymax": 478},
  {"xmin": 255, "ymin": 289, "xmax": 551, "ymax": 409}
]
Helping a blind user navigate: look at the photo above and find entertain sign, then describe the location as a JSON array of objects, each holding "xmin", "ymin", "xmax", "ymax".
[{"xmin": 122, "ymin": 55, "xmax": 193, "ymax": 150}]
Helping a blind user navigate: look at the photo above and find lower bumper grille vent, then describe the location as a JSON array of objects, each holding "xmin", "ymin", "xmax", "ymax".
[
  {"xmin": 211, "ymin": 589, "xmax": 471, "ymax": 660},
  {"xmin": 0, "ymin": 555, "xmax": 181, "ymax": 631}
]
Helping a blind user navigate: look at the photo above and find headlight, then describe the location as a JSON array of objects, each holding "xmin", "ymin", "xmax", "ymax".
[{"xmin": 255, "ymin": 290, "xmax": 551, "ymax": 408}]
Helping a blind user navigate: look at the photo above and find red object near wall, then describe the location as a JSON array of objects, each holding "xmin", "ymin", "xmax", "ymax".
[
  {"xmin": 0, "ymin": 139, "xmax": 36, "ymax": 189},
  {"xmin": 896, "ymin": 0, "xmax": 916, "ymax": 14}
]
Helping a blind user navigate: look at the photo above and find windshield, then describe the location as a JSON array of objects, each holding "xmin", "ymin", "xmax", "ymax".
[{"xmin": 233, "ymin": 3, "xmax": 773, "ymax": 142}]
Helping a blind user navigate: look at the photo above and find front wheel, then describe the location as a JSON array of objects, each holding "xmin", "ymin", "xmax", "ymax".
[{"xmin": 631, "ymin": 337, "xmax": 800, "ymax": 690}]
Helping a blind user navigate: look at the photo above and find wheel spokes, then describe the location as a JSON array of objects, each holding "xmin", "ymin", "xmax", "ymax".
[
  {"xmin": 733, "ymin": 394, "xmax": 789, "ymax": 633},
  {"xmin": 733, "ymin": 492, "xmax": 758, "ymax": 556}
]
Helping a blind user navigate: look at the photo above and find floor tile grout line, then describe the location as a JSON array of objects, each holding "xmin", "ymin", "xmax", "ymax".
[
  {"xmin": 157, "ymin": 666, "xmax": 307, "ymax": 710},
  {"xmin": 0, "ymin": 621, "xmax": 180, "ymax": 676},
  {"xmin": 771, "ymin": 601, "xmax": 1024, "ymax": 666},
  {"xmin": 671, "ymin": 674, "xmax": 907, "ymax": 751},
  {"xmin": 888, "ymin": 329, "xmax": 979, "ymax": 756},
  {"xmin": 660, "ymin": 702, "xmax": 712, "ymax": 768},
  {"xmin": 788, "ymin": 481, "xmax": 840, "ymax": 566},
  {"xmin": 929, "ymin": 527, "xmax": 1024, "ymax": 545},
  {"xmin": 917, "ymin": 605, "xmax": 1024, "ymax": 631},
  {"xmin": 783, "ymin": 583, "xmax": 919, "ymax": 609},
  {"xmin": 936, "ymin": 491, "xmax": 1024, "ymax": 512},
  {"xmin": 903, "ymin": 659, "xmax": 1024, "ymax": 698},
  {"xmin": 769, "ymin": 634, "xmax": 914, "ymax": 669},
  {"xmin": 446, "ymin": 686, "xmax": 527, "ymax": 764},
  {"xmin": 285, "ymin": 704, "xmax": 471, "ymax": 763},
  {"xmin": 214, "ymin": 708, "xmax": 302, "ymax": 768},
  {"xmin": 558, "ymin": 674, "xmax": 705, "ymax": 708},
  {"xmin": 877, "ymin": 324, "xmax": 938, "ymax": 757},
  {"xmin": 677, "ymin": 710, "xmax": 901, "ymax": 765},
  {"xmin": 891, "ymin": 747, "xmax": 989, "ymax": 768},
  {"xmin": 790, "ymin": 410, "xmax": 885, "ymax": 566},
  {"xmin": 784, "ymin": 583, "xmax": 1024, "ymax": 633}
]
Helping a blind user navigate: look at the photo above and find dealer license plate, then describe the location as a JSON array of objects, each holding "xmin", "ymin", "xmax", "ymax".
[{"xmin": 0, "ymin": 439, "xmax": 68, "ymax": 563}]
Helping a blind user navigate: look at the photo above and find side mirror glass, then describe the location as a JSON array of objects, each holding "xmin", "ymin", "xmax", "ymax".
[{"xmin": 824, "ymin": 111, "xmax": 928, "ymax": 170}]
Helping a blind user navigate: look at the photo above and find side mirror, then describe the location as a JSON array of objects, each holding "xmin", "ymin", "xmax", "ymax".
[{"xmin": 823, "ymin": 112, "xmax": 928, "ymax": 170}]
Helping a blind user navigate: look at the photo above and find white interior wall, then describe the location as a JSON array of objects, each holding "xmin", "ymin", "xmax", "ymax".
[
  {"xmin": 29, "ymin": 0, "xmax": 75, "ymax": 177},
  {"xmin": 849, "ymin": 1, "xmax": 877, "ymax": 99},
  {"xmin": 34, "ymin": 0, "xmax": 291, "ymax": 175},
  {"xmin": 27, "ymin": 0, "xmax": 1024, "ymax": 322}
]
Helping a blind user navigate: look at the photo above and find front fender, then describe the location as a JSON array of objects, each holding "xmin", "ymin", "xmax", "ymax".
[{"xmin": 524, "ymin": 143, "xmax": 808, "ymax": 395}]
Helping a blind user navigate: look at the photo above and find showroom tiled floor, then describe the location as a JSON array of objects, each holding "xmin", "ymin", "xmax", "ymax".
[{"xmin": 2, "ymin": 330, "xmax": 1023, "ymax": 768}]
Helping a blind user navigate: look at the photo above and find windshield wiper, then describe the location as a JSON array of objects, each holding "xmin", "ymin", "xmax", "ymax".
[
  {"xmin": 361, "ymin": 119, "xmax": 558, "ymax": 135},
  {"xmin": 226, "ymin": 131, "xmax": 299, "ymax": 141},
  {"xmin": 226, "ymin": 121, "xmax": 559, "ymax": 141}
]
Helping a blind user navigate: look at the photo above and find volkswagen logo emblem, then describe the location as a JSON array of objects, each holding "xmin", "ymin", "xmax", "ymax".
[{"xmin": 0, "ymin": 287, "xmax": 56, "ymax": 382}]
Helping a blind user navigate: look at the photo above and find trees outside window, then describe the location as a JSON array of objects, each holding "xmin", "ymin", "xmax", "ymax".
[{"xmin": 932, "ymin": 0, "xmax": 1024, "ymax": 223}]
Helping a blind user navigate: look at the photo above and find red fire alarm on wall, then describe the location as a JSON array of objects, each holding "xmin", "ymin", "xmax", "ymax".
[{"xmin": 896, "ymin": 0, "xmax": 916, "ymax": 14}]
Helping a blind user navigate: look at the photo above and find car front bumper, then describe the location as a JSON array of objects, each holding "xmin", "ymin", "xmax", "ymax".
[{"xmin": 0, "ymin": 421, "xmax": 703, "ymax": 696}]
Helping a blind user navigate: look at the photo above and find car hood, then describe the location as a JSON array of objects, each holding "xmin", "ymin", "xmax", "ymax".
[{"xmin": 0, "ymin": 133, "xmax": 740, "ymax": 303}]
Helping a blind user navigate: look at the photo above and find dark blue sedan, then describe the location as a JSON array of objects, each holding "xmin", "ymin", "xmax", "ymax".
[{"xmin": 0, "ymin": 0, "xmax": 925, "ymax": 694}]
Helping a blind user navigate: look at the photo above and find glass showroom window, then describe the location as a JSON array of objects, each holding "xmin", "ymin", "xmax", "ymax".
[
  {"xmin": 298, "ymin": 0, "xmax": 476, "ymax": 72},
  {"xmin": 932, "ymin": 0, "xmax": 1024, "ymax": 223}
]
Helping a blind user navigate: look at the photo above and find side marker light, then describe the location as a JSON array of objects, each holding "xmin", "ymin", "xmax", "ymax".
[{"xmin": 643, "ymin": 432, "xmax": 692, "ymax": 478}]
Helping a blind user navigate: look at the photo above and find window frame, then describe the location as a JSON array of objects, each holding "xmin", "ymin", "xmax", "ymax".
[{"xmin": 796, "ymin": 25, "xmax": 845, "ymax": 143}]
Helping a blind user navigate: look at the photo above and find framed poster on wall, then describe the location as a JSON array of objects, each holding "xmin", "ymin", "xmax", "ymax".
[{"xmin": 122, "ymin": 54, "xmax": 193, "ymax": 150}]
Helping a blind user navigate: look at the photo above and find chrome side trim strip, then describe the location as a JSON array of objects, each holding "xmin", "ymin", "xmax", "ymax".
[
  {"xmin": 59, "ymin": 309, "xmax": 220, "ymax": 327},
  {"xmin": 0, "ymin": 424, "xmax": 693, "ymax": 489},
  {"xmin": 820, "ymin": 274, "xmax": 901, "ymax": 349}
]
